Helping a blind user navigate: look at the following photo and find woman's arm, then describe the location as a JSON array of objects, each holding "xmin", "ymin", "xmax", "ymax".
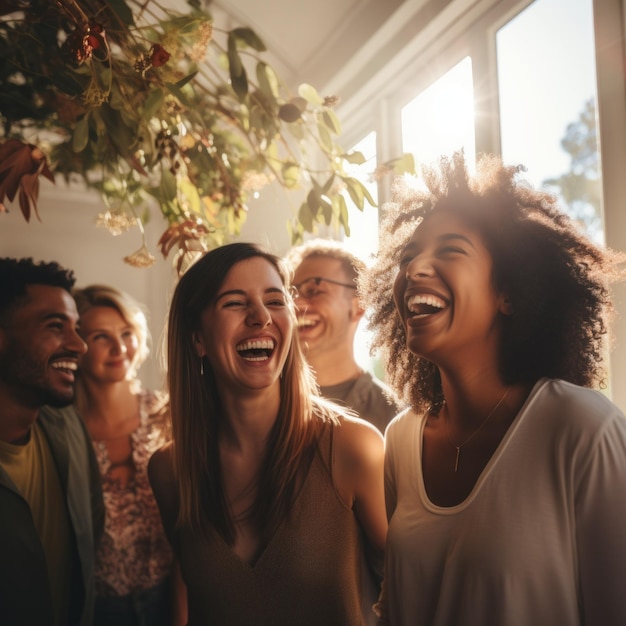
[
  {"xmin": 576, "ymin": 411, "xmax": 626, "ymax": 625},
  {"xmin": 333, "ymin": 416, "xmax": 387, "ymax": 554}
]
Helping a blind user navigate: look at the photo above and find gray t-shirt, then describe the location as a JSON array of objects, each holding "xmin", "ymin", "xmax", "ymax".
[{"xmin": 320, "ymin": 371, "xmax": 400, "ymax": 434}]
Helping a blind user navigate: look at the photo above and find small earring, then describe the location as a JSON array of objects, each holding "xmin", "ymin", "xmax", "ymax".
[{"xmin": 200, "ymin": 357, "xmax": 204, "ymax": 376}]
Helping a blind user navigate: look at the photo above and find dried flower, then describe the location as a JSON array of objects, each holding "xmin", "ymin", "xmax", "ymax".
[
  {"xmin": 241, "ymin": 171, "xmax": 273, "ymax": 193},
  {"xmin": 150, "ymin": 44, "xmax": 171, "ymax": 68},
  {"xmin": 323, "ymin": 95, "xmax": 341, "ymax": 108},
  {"xmin": 158, "ymin": 218, "xmax": 210, "ymax": 258},
  {"xmin": 82, "ymin": 78, "xmax": 109, "ymax": 106},
  {"xmin": 189, "ymin": 21, "xmax": 214, "ymax": 61},
  {"xmin": 124, "ymin": 244, "xmax": 156, "ymax": 268},
  {"xmin": 95, "ymin": 210, "xmax": 138, "ymax": 235},
  {"xmin": 61, "ymin": 29, "xmax": 94, "ymax": 66}
]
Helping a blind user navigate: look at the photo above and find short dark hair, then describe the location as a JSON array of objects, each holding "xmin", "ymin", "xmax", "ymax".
[
  {"xmin": 361, "ymin": 151, "xmax": 625, "ymax": 412},
  {"xmin": 0, "ymin": 257, "xmax": 76, "ymax": 324}
]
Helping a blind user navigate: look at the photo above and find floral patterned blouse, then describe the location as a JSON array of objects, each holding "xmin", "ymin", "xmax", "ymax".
[{"xmin": 92, "ymin": 389, "xmax": 174, "ymax": 597}]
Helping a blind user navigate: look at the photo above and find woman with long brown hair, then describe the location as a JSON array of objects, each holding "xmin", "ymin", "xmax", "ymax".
[{"xmin": 149, "ymin": 242, "xmax": 387, "ymax": 624}]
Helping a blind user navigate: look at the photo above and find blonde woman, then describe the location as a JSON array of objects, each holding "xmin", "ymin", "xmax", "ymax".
[{"xmin": 73, "ymin": 285, "xmax": 184, "ymax": 626}]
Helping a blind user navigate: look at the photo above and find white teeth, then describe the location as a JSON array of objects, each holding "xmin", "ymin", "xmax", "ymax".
[
  {"xmin": 51, "ymin": 361, "xmax": 78, "ymax": 371},
  {"xmin": 407, "ymin": 294, "xmax": 446, "ymax": 313},
  {"xmin": 235, "ymin": 339, "xmax": 275, "ymax": 352},
  {"xmin": 298, "ymin": 318, "xmax": 316, "ymax": 328}
]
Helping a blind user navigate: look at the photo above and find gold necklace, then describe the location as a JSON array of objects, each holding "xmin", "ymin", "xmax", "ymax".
[{"xmin": 444, "ymin": 386, "xmax": 511, "ymax": 473}]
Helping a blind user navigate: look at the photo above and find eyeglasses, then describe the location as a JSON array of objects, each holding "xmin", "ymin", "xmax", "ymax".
[{"xmin": 292, "ymin": 276, "xmax": 357, "ymax": 300}]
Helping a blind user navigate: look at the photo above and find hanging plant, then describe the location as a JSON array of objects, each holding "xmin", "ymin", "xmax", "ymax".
[{"xmin": 0, "ymin": 0, "xmax": 413, "ymax": 270}]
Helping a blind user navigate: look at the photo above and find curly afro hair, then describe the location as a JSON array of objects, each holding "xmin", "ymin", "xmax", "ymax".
[{"xmin": 360, "ymin": 151, "xmax": 625, "ymax": 413}]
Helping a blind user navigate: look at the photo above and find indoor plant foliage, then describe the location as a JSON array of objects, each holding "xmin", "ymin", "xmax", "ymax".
[{"xmin": 0, "ymin": 0, "xmax": 401, "ymax": 269}]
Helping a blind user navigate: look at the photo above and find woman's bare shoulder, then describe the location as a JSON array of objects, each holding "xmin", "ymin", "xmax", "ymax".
[{"xmin": 333, "ymin": 413, "xmax": 384, "ymax": 466}]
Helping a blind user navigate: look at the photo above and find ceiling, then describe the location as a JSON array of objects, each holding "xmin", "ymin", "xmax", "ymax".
[{"xmin": 208, "ymin": 0, "xmax": 405, "ymax": 92}]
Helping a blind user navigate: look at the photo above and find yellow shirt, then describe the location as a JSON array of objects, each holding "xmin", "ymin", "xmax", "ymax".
[{"xmin": 0, "ymin": 422, "xmax": 72, "ymax": 626}]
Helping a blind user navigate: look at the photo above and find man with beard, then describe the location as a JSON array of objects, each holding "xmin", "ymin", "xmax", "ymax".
[{"xmin": 0, "ymin": 257, "xmax": 104, "ymax": 626}]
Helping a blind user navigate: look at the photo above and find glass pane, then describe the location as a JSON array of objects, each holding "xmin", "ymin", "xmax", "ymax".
[
  {"xmin": 342, "ymin": 131, "xmax": 380, "ymax": 375},
  {"xmin": 401, "ymin": 56, "xmax": 476, "ymax": 170},
  {"xmin": 497, "ymin": 0, "xmax": 603, "ymax": 242},
  {"xmin": 343, "ymin": 131, "xmax": 379, "ymax": 259}
]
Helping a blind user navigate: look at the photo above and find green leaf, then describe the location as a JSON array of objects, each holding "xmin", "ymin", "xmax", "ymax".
[
  {"xmin": 227, "ymin": 35, "xmax": 248, "ymax": 100},
  {"xmin": 382, "ymin": 152, "xmax": 417, "ymax": 176},
  {"xmin": 165, "ymin": 82, "xmax": 193, "ymax": 108},
  {"xmin": 344, "ymin": 177, "xmax": 364, "ymax": 210},
  {"xmin": 160, "ymin": 168, "xmax": 178, "ymax": 202},
  {"xmin": 307, "ymin": 188, "xmax": 320, "ymax": 213},
  {"xmin": 143, "ymin": 89, "xmax": 164, "ymax": 121},
  {"xmin": 317, "ymin": 122, "xmax": 333, "ymax": 153},
  {"xmin": 230, "ymin": 67, "xmax": 249, "ymax": 101},
  {"xmin": 298, "ymin": 201, "xmax": 314, "ymax": 232},
  {"xmin": 281, "ymin": 162, "xmax": 300, "ymax": 188},
  {"xmin": 320, "ymin": 194, "xmax": 333, "ymax": 225},
  {"xmin": 179, "ymin": 177, "xmax": 202, "ymax": 215},
  {"xmin": 231, "ymin": 27, "xmax": 266, "ymax": 52},
  {"xmin": 298, "ymin": 83, "xmax": 324, "ymax": 106},
  {"xmin": 321, "ymin": 174, "xmax": 335, "ymax": 193},
  {"xmin": 342, "ymin": 150, "xmax": 366, "ymax": 165},
  {"xmin": 227, "ymin": 34, "xmax": 243, "ymax": 77},
  {"xmin": 106, "ymin": 0, "xmax": 135, "ymax": 27},
  {"xmin": 345, "ymin": 177, "xmax": 377, "ymax": 209},
  {"xmin": 278, "ymin": 103, "xmax": 302, "ymax": 123},
  {"xmin": 322, "ymin": 109, "xmax": 341, "ymax": 134},
  {"xmin": 175, "ymin": 72, "xmax": 198, "ymax": 89},
  {"xmin": 256, "ymin": 62, "xmax": 279, "ymax": 100},
  {"xmin": 72, "ymin": 116, "xmax": 89, "ymax": 153},
  {"xmin": 335, "ymin": 194, "xmax": 350, "ymax": 236}
]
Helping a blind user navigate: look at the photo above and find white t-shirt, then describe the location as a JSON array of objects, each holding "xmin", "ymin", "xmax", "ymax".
[{"xmin": 377, "ymin": 378, "xmax": 626, "ymax": 626}]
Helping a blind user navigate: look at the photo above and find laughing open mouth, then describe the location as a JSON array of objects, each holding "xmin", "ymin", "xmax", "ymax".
[
  {"xmin": 297, "ymin": 317, "xmax": 318, "ymax": 330},
  {"xmin": 407, "ymin": 294, "xmax": 447, "ymax": 318},
  {"xmin": 51, "ymin": 360, "xmax": 78, "ymax": 374},
  {"xmin": 235, "ymin": 339, "xmax": 276, "ymax": 361}
]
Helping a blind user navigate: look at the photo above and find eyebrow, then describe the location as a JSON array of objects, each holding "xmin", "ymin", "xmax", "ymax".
[
  {"xmin": 215, "ymin": 287, "xmax": 285, "ymax": 303},
  {"xmin": 405, "ymin": 232, "xmax": 476, "ymax": 252},
  {"xmin": 437, "ymin": 233, "xmax": 476, "ymax": 247},
  {"xmin": 41, "ymin": 311, "xmax": 73, "ymax": 322}
]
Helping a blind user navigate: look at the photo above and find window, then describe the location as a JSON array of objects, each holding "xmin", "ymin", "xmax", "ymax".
[
  {"xmin": 401, "ymin": 56, "xmax": 476, "ymax": 171},
  {"xmin": 497, "ymin": 0, "xmax": 602, "ymax": 242}
]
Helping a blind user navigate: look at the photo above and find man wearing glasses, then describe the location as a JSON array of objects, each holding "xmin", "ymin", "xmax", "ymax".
[{"xmin": 287, "ymin": 239, "xmax": 400, "ymax": 435}]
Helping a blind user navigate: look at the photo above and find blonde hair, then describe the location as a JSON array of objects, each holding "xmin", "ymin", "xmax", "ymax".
[
  {"xmin": 73, "ymin": 284, "xmax": 150, "ymax": 379},
  {"xmin": 286, "ymin": 238, "xmax": 366, "ymax": 285}
]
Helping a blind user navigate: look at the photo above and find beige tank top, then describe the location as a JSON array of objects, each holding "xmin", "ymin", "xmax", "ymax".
[{"xmin": 178, "ymin": 423, "xmax": 366, "ymax": 625}]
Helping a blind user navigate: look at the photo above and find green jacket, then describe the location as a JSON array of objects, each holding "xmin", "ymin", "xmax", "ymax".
[{"xmin": 0, "ymin": 404, "xmax": 104, "ymax": 626}]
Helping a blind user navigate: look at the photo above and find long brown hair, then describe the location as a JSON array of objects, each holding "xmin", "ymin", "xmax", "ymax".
[{"xmin": 167, "ymin": 243, "xmax": 335, "ymax": 543}]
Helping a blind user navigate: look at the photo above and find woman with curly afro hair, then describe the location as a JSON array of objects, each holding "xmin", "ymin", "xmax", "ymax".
[{"xmin": 361, "ymin": 151, "xmax": 626, "ymax": 626}]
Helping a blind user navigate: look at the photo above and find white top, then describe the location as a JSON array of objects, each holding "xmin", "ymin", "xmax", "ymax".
[{"xmin": 377, "ymin": 378, "xmax": 626, "ymax": 626}]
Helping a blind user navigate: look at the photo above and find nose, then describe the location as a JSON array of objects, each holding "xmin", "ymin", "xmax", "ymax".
[
  {"xmin": 246, "ymin": 303, "xmax": 272, "ymax": 328},
  {"xmin": 68, "ymin": 329, "xmax": 88, "ymax": 356},
  {"xmin": 405, "ymin": 254, "xmax": 434, "ymax": 280},
  {"xmin": 110, "ymin": 336, "xmax": 128, "ymax": 355}
]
